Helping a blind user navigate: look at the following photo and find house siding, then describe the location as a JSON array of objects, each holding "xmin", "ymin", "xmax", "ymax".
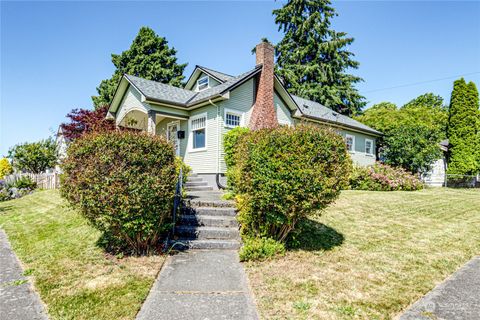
[
  {"xmin": 116, "ymin": 86, "xmax": 150, "ymax": 128},
  {"xmin": 194, "ymin": 72, "xmax": 221, "ymax": 91},
  {"xmin": 274, "ymin": 91, "xmax": 294, "ymax": 125},
  {"xmin": 337, "ymin": 129, "xmax": 377, "ymax": 166}
]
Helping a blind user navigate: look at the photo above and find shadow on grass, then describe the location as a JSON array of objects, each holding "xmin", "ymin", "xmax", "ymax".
[
  {"xmin": 287, "ymin": 218, "xmax": 344, "ymax": 251},
  {"xmin": 0, "ymin": 205, "xmax": 13, "ymax": 214}
]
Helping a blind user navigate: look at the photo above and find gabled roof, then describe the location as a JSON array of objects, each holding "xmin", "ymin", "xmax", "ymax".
[
  {"xmin": 197, "ymin": 66, "xmax": 235, "ymax": 83},
  {"xmin": 184, "ymin": 65, "xmax": 235, "ymax": 90},
  {"xmin": 292, "ymin": 95, "xmax": 382, "ymax": 136}
]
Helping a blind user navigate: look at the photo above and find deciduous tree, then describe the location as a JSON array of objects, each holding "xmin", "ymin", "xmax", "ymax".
[{"xmin": 8, "ymin": 139, "xmax": 57, "ymax": 174}]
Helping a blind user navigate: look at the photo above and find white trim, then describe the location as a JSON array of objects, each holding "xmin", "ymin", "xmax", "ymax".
[
  {"xmin": 365, "ymin": 138, "xmax": 374, "ymax": 155},
  {"xmin": 345, "ymin": 134, "xmax": 355, "ymax": 153},
  {"xmin": 197, "ymin": 76, "xmax": 209, "ymax": 92},
  {"xmin": 188, "ymin": 112, "xmax": 208, "ymax": 152},
  {"xmin": 224, "ymin": 108, "xmax": 244, "ymax": 128}
]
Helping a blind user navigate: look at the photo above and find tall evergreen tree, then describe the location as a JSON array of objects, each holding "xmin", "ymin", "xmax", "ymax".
[
  {"xmin": 273, "ymin": 0, "xmax": 365, "ymax": 116},
  {"xmin": 447, "ymin": 78, "xmax": 480, "ymax": 175},
  {"xmin": 92, "ymin": 27, "xmax": 187, "ymax": 108}
]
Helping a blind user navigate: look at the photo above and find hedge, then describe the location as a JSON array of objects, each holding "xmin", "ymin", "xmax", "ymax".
[
  {"xmin": 230, "ymin": 125, "xmax": 352, "ymax": 242},
  {"xmin": 349, "ymin": 163, "xmax": 423, "ymax": 191},
  {"xmin": 61, "ymin": 131, "xmax": 177, "ymax": 254}
]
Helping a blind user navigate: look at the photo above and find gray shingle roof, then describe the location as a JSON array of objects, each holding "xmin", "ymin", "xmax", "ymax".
[
  {"xmin": 125, "ymin": 74, "xmax": 196, "ymax": 105},
  {"xmin": 292, "ymin": 95, "xmax": 382, "ymax": 135},
  {"xmin": 197, "ymin": 66, "xmax": 235, "ymax": 83},
  {"xmin": 124, "ymin": 66, "xmax": 260, "ymax": 107}
]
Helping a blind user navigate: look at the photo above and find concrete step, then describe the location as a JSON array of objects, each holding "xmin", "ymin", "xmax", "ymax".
[
  {"xmin": 188, "ymin": 173, "xmax": 198, "ymax": 178},
  {"xmin": 176, "ymin": 226, "xmax": 240, "ymax": 240},
  {"xmin": 187, "ymin": 177, "xmax": 203, "ymax": 182},
  {"xmin": 182, "ymin": 206, "xmax": 237, "ymax": 217},
  {"xmin": 185, "ymin": 198, "xmax": 235, "ymax": 209},
  {"xmin": 169, "ymin": 239, "xmax": 241, "ymax": 250},
  {"xmin": 185, "ymin": 181, "xmax": 209, "ymax": 187},
  {"xmin": 179, "ymin": 214, "xmax": 238, "ymax": 228},
  {"xmin": 185, "ymin": 186, "xmax": 213, "ymax": 192}
]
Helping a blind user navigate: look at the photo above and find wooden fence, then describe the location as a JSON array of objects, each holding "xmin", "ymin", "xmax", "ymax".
[{"xmin": 4, "ymin": 172, "xmax": 60, "ymax": 190}]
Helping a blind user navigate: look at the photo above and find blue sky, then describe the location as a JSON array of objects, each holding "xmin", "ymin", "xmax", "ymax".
[{"xmin": 1, "ymin": 1, "xmax": 479, "ymax": 156}]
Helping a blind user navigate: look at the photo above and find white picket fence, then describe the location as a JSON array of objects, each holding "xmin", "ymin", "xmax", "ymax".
[{"xmin": 4, "ymin": 172, "xmax": 60, "ymax": 190}]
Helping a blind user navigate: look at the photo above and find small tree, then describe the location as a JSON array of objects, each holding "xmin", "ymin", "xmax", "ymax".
[
  {"xmin": 0, "ymin": 158, "xmax": 13, "ymax": 179},
  {"xmin": 92, "ymin": 27, "xmax": 187, "ymax": 108},
  {"xmin": 383, "ymin": 124, "xmax": 441, "ymax": 175},
  {"xmin": 447, "ymin": 78, "xmax": 480, "ymax": 175},
  {"xmin": 8, "ymin": 139, "xmax": 57, "ymax": 174},
  {"xmin": 60, "ymin": 105, "xmax": 115, "ymax": 141}
]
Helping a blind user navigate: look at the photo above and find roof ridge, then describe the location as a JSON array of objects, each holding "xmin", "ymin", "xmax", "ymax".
[{"xmin": 196, "ymin": 65, "xmax": 235, "ymax": 78}]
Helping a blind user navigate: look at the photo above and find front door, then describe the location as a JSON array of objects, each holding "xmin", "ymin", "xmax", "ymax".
[{"xmin": 167, "ymin": 121, "xmax": 180, "ymax": 156}]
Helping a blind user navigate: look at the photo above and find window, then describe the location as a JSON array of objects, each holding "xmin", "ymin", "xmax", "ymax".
[
  {"xmin": 190, "ymin": 114, "xmax": 207, "ymax": 151},
  {"xmin": 197, "ymin": 76, "xmax": 209, "ymax": 91},
  {"xmin": 345, "ymin": 134, "xmax": 355, "ymax": 152},
  {"xmin": 224, "ymin": 109, "xmax": 242, "ymax": 128},
  {"xmin": 365, "ymin": 139, "xmax": 373, "ymax": 155}
]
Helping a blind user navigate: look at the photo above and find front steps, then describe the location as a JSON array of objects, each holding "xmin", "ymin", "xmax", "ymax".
[
  {"xmin": 171, "ymin": 189, "xmax": 241, "ymax": 250},
  {"xmin": 184, "ymin": 173, "xmax": 213, "ymax": 192}
]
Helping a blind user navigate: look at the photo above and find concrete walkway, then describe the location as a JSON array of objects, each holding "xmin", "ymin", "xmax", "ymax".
[
  {"xmin": 399, "ymin": 256, "xmax": 480, "ymax": 320},
  {"xmin": 136, "ymin": 250, "xmax": 259, "ymax": 320},
  {"xmin": 0, "ymin": 229, "xmax": 48, "ymax": 320}
]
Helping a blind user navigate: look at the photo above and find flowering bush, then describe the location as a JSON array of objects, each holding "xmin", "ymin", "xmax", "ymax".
[
  {"xmin": 0, "ymin": 177, "xmax": 37, "ymax": 202},
  {"xmin": 350, "ymin": 163, "xmax": 423, "ymax": 191}
]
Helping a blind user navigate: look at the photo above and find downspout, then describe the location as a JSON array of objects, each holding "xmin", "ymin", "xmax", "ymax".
[{"xmin": 208, "ymin": 99, "xmax": 227, "ymax": 190}]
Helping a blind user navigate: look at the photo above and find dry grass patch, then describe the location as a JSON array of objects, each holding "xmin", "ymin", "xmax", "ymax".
[
  {"xmin": 0, "ymin": 190, "xmax": 165, "ymax": 320},
  {"xmin": 245, "ymin": 188, "xmax": 480, "ymax": 320}
]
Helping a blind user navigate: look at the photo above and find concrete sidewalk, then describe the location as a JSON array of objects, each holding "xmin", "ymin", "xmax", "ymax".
[
  {"xmin": 136, "ymin": 250, "xmax": 259, "ymax": 320},
  {"xmin": 399, "ymin": 256, "xmax": 480, "ymax": 320},
  {"xmin": 0, "ymin": 229, "xmax": 48, "ymax": 320}
]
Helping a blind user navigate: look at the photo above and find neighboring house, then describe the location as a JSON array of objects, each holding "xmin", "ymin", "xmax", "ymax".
[
  {"xmin": 54, "ymin": 126, "xmax": 70, "ymax": 172},
  {"xmin": 107, "ymin": 41, "xmax": 381, "ymax": 189},
  {"xmin": 423, "ymin": 139, "xmax": 448, "ymax": 187}
]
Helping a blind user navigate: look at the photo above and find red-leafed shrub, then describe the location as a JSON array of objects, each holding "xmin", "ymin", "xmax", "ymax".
[
  {"xmin": 60, "ymin": 105, "xmax": 116, "ymax": 141},
  {"xmin": 350, "ymin": 163, "xmax": 423, "ymax": 191},
  {"xmin": 60, "ymin": 131, "xmax": 177, "ymax": 254}
]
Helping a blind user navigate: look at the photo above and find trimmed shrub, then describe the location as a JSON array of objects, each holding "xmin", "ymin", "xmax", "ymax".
[
  {"xmin": 224, "ymin": 127, "xmax": 250, "ymax": 191},
  {"xmin": 61, "ymin": 131, "xmax": 177, "ymax": 254},
  {"xmin": 232, "ymin": 125, "xmax": 352, "ymax": 242},
  {"xmin": 239, "ymin": 237, "xmax": 285, "ymax": 262},
  {"xmin": 349, "ymin": 163, "xmax": 423, "ymax": 191}
]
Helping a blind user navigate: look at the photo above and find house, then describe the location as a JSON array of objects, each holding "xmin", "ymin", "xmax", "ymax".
[
  {"xmin": 107, "ymin": 41, "xmax": 381, "ymax": 189},
  {"xmin": 423, "ymin": 139, "xmax": 449, "ymax": 187},
  {"xmin": 54, "ymin": 126, "xmax": 70, "ymax": 173}
]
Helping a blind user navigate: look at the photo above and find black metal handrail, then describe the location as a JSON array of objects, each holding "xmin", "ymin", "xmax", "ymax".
[{"xmin": 171, "ymin": 167, "xmax": 183, "ymax": 236}]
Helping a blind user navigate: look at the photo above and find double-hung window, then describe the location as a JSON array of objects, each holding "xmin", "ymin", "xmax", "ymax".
[
  {"xmin": 365, "ymin": 139, "xmax": 373, "ymax": 155},
  {"xmin": 190, "ymin": 114, "xmax": 207, "ymax": 151},
  {"xmin": 197, "ymin": 76, "xmax": 209, "ymax": 91},
  {"xmin": 345, "ymin": 134, "xmax": 355, "ymax": 152},
  {"xmin": 224, "ymin": 109, "xmax": 242, "ymax": 128}
]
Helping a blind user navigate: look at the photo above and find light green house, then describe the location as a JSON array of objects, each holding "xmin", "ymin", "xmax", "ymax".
[{"xmin": 108, "ymin": 42, "xmax": 381, "ymax": 189}]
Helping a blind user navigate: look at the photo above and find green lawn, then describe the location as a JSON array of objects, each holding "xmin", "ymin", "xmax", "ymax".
[
  {"xmin": 245, "ymin": 188, "xmax": 480, "ymax": 320},
  {"xmin": 0, "ymin": 190, "xmax": 164, "ymax": 320}
]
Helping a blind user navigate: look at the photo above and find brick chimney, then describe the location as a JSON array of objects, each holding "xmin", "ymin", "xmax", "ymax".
[{"xmin": 249, "ymin": 41, "xmax": 278, "ymax": 130}]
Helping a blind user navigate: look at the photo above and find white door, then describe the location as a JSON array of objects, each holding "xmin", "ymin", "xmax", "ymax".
[{"xmin": 167, "ymin": 121, "xmax": 180, "ymax": 156}]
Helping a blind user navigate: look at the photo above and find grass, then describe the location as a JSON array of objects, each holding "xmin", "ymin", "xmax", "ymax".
[
  {"xmin": 245, "ymin": 188, "xmax": 480, "ymax": 320},
  {"xmin": 0, "ymin": 190, "xmax": 164, "ymax": 320}
]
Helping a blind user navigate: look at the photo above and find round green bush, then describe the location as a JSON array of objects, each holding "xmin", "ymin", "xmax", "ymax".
[
  {"xmin": 61, "ymin": 131, "xmax": 177, "ymax": 254},
  {"xmin": 232, "ymin": 125, "xmax": 352, "ymax": 242}
]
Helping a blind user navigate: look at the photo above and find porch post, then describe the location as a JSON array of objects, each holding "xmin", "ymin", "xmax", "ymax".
[{"xmin": 147, "ymin": 110, "xmax": 157, "ymax": 135}]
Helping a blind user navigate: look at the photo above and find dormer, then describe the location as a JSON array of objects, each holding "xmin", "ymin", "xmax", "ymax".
[{"xmin": 185, "ymin": 66, "xmax": 234, "ymax": 92}]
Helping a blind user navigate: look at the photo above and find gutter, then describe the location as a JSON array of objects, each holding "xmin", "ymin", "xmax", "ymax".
[{"xmin": 294, "ymin": 114, "xmax": 383, "ymax": 137}]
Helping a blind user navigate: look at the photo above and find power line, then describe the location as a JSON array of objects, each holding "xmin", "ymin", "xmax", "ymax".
[{"xmin": 364, "ymin": 72, "xmax": 480, "ymax": 93}]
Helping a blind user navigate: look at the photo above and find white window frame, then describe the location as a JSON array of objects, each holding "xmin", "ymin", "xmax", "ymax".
[
  {"xmin": 345, "ymin": 134, "xmax": 355, "ymax": 153},
  {"xmin": 365, "ymin": 138, "xmax": 374, "ymax": 156},
  {"xmin": 224, "ymin": 108, "xmax": 244, "ymax": 128},
  {"xmin": 196, "ymin": 76, "xmax": 209, "ymax": 92},
  {"xmin": 188, "ymin": 112, "xmax": 207, "ymax": 153}
]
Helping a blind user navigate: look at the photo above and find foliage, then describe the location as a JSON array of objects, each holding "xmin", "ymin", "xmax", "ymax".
[
  {"xmin": 60, "ymin": 105, "xmax": 116, "ymax": 141},
  {"xmin": 60, "ymin": 131, "xmax": 177, "ymax": 254},
  {"xmin": 175, "ymin": 156, "xmax": 191, "ymax": 185},
  {"xmin": 447, "ymin": 78, "xmax": 480, "ymax": 175},
  {"xmin": 92, "ymin": 27, "xmax": 187, "ymax": 108},
  {"xmin": 239, "ymin": 237, "xmax": 285, "ymax": 262},
  {"xmin": 223, "ymin": 127, "xmax": 250, "ymax": 191},
  {"xmin": 0, "ymin": 158, "xmax": 13, "ymax": 179},
  {"xmin": 232, "ymin": 125, "xmax": 352, "ymax": 242},
  {"xmin": 0, "ymin": 176, "xmax": 36, "ymax": 202},
  {"xmin": 8, "ymin": 138, "xmax": 57, "ymax": 174},
  {"xmin": 383, "ymin": 124, "xmax": 442, "ymax": 174},
  {"xmin": 8, "ymin": 176, "xmax": 37, "ymax": 190},
  {"xmin": 273, "ymin": 0, "xmax": 365, "ymax": 116},
  {"xmin": 349, "ymin": 163, "xmax": 423, "ymax": 191}
]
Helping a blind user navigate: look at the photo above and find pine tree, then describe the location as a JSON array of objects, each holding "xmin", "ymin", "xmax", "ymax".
[
  {"xmin": 92, "ymin": 27, "xmax": 187, "ymax": 108},
  {"xmin": 273, "ymin": 0, "xmax": 365, "ymax": 116},
  {"xmin": 447, "ymin": 78, "xmax": 480, "ymax": 175}
]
